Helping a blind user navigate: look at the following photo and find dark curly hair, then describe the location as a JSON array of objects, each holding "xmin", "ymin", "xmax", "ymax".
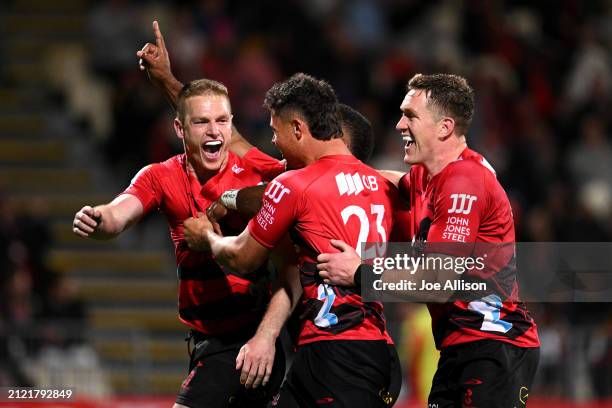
[
  {"xmin": 408, "ymin": 73, "xmax": 475, "ymax": 136},
  {"xmin": 263, "ymin": 73, "xmax": 342, "ymax": 141}
]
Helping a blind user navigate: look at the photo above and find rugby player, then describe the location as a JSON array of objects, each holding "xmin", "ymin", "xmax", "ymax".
[
  {"xmin": 318, "ymin": 73, "xmax": 540, "ymax": 407},
  {"xmin": 72, "ymin": 78, "xmax": 294, "ymax": 408}
]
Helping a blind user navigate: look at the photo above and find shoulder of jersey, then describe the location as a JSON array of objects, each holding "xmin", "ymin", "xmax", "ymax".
[
  {"xmin": 232, "ymin": 150, "xmax": 276, "ymax": 176},
  {"xmin": 445, "ymin": 155, "xmax": 495, "ymax": 178},
  {"xmin": 273, "ymin": 167, "xmax": 308, "ymax": 185},
  {"xmin": 150, "ymin": 155, "xmax": 181, "ymax": 174},
  {"xmin": 129, "ymin": 156, "xmax": 178, "ymax": 185}
]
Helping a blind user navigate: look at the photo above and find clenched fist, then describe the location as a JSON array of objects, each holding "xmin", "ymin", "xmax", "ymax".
[
  {"xmin": 183, "ymin": 213, "xmax": 215, "ymax": 251},
  {"xmin": 73, "ymin": 206, "xmax": 101, "ymax": 237}
]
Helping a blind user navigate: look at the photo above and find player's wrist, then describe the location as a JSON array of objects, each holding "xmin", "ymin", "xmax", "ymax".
[
  {"xmin": 220, "ymin": 189, "xmax": 239, "ymax": 210},
  {"xmin": 255, "ymin": 326, "xmax": 279, "ymax": 340}
]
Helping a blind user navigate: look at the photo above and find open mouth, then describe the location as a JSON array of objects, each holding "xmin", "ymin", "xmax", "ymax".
[
  {"xmin": 403, "ymin": 134, "xmax": 415, "ymax": 150},
  {"xmin": 202, "ymin": 140, "xmax": 223, "ymax": 160}
]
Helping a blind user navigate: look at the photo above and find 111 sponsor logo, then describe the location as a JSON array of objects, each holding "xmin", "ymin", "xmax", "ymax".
[{"xmin": 448, "ymin": 193, "xmax": 477, "ymax": 215}]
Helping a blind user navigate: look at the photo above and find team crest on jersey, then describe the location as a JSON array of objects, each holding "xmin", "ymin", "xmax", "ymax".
[
  {"xmin": 231, "ymin": 163, "xmax": 245, "ymax": 174},
  {"xmin": 265, "ymin": 179, "xmax": 290, "ymax": 203},
  {"xmin": 335, "ymin": 172, "xmax": 378, "ymax": 196}
]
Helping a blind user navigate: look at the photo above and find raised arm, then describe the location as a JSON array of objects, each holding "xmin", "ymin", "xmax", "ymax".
[
  {"xmin": 137, "ymin": 21, "xmax": 254, "ymax": 156},
  {"xmin": 72, "ymin": 194, "xmax": 144, "ymax": 240},
  {"xmin": 137, "ymin": 20, "xmax": 183, "ymax": 109}
]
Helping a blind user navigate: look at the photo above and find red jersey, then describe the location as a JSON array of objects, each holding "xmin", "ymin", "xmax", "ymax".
[
  {"xmin": 123, "ymin": 148, "xmax": 285, "ymax": 336},
  {"xmin": 248, "ymin": 154, "xmax": 400, "ymax": 345},
  {"xmin": 399, "ymin": 148, "xmax": 539, "ymax": 350}
]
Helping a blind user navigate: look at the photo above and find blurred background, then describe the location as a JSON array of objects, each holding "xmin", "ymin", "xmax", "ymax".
[{"xmin": 0, "ymin": 0, "xmax": 611, "ymax": 406}]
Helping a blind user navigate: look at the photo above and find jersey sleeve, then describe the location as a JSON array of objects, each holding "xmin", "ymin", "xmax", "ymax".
[
  {"xmin": 122, "ymin": 164, "xmax": 162, "ymax": 214},
  {"xmin": 247, "ymin": 173, "xmax": 301, "ymax": 249},
  {"xmin": 397, "ymin": 172, "xmax": 411, "ymax": 203},
  {"xmin": 390, "ymin": 206, "xmax": 411, "ymax": 242},
  {"xmin": 426, "ymin": 164, "xmax": 485, "ymax": 256},
  {"xmin": 243, "ymin": 147, "xmax": 286, "ymax": 181}
]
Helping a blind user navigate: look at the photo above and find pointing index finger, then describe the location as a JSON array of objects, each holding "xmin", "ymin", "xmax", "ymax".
[{"xmin": 153, "ymin": 20, "xmax": 166, "ymax": 50}]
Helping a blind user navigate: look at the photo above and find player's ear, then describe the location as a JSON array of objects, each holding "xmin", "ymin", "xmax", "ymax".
[
  {"xmin": 438, "ymin": 116, "xmax": 455, "ymax": 140},
  {"xmin": 174, "ymin": 117, "xmax": 185, "ymax": 140},
  {"xmin": 292, "ymin": 118, "xmax": 304, "ymax": 141}
]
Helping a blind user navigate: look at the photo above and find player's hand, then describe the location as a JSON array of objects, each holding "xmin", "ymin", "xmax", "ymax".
[
  {"xmin": 72, "ymin": 206, "xmax": 101, "ymax": 237},
  {"xmin": 317, "ymin": 239, "xmax": 361, "ymax": 286},
  {"xmin": 136, "ymin": 20, "xmax": 173, "ymax": 87},
  {"xmin": 236, "ymin": 331, "xmax": 275, "ymax": 389},
  {"xmin": 206, "ymin": 200, "xmax": 227, "ymax": 235},
  {"xmin": 183, "ymin": 213, "xmax": 214, "ymax": 251}
]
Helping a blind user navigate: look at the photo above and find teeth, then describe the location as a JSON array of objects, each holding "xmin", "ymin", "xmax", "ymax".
[
  {"xmin": 402, "ymin": 135, "xmax": 414, "ymax": 143},
  {"xmin": 204, "ymin": 140, "xmax": 222, "ymax": 146}
]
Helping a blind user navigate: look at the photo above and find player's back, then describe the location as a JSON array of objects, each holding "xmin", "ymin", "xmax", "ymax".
[
  {"xmin": 282, "ymin": 154, "xmax": 398, "ymax": 263},
  {"xmin": 252, "ymin": 154, "xmax": 399, "ymax": 345}
]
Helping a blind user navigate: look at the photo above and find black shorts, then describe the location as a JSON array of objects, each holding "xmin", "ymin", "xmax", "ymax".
[
  {"xmin": 272, "ymin": 339, "xmax": 393, "ymax": 408},
  {"xmin": 176, "ymin": 332, "xmax": 285, "ymax": 408},
  {"xmin": 428, "ymin": 340, "xmax": 540, "ymax": 408},
  {"xmin": 386, "ymin": 344, "xmax": 403, "ymax": 407}
]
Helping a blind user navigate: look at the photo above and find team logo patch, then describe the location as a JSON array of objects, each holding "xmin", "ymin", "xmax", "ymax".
[
  {"xmin": 232, "ymin": 163, "xmax": 245, "ymax": 174},
  {"xmin": 519, "ymin": 386, "xmax": 529, "ymax": 405},
  {"xmin": 264, "ymin": 179, "xmax": 290, "ymax": 203},
  {"xmin": 181, "ymin": 361, "xmax": 202, "ymax": 389},
  {"xmin": 448, "ymin": 193, "xmax": 477, "ymax": 214}
]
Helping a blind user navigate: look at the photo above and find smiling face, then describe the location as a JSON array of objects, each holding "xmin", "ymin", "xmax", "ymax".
[
  {"xmin": 174, "ymin": 94, "xmax": 233, "ymax": 176},
  {"xmin": 396, "ymin": 89, "xmax": 442, "ymax": 165}
]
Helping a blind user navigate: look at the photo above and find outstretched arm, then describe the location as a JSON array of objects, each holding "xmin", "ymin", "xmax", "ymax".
[{"xmin": 72, "ymin": 194, "xmax": 144, "ymax": 240}]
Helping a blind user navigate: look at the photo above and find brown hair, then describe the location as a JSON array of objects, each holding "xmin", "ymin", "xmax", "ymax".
[
  {"xmin": 176, "ymin": 79, "xmax": 231, "ymax": 122},
  {"xmin": 408, "ymin": 73, "xmax": 474, "ymax": 136}
]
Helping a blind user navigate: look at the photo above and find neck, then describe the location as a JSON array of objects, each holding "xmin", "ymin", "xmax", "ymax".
[
  {"xmin": 424, "ymin": 140, "xmax": 467, "ymax": 177},
  {"xmin": 305, "ymin": 137, "xmax": 352, "ymax": 165},
  {"xmin": 186, "ymin": 153, "xmax": 228, "ymax": 184}
]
